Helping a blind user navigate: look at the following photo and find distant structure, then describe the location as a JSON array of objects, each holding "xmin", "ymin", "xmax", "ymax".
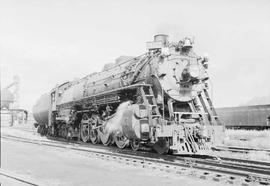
[
  {"xmin": 1, "ymin": 88, "xmax": 14, "ymax": 109},
  {"xmin": 216, "ymin": 104, "xmax": 270, "ymax": 129},
  {"xmin": 1, "ymin": 75, "xmax": 27, "ymax": 125},
  {"xmin": 1, "ymin": 75, "xmax": 20, "ymax": 109}
]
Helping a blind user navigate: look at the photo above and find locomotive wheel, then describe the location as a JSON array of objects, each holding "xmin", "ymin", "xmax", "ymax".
[
  {"xmin": 80, "ymin": 123, "xmax": 89, "ymax": 142},
  {"xmin": 37, "ymin": 125, "xmax": 41, "ymax": 134},
  {"xmin": 59, "ymin": 125, "xmax": 66, "ymax": 138},
  {"xmin": 80, "ymin": 114, "xmax": 90, "ymax": 143},
  {"xmin": 89, "ymin": 129, "xmax": 99, "ymax": 144},
  {"xmin": 89, "ymin": 115, "xmax": 100, "ymax": 144},
  {"xmin": 131, "ymin": 140, "xmax": 140, "ymax": 151},
  {"xmin": 66, "ymin": 126, "xmax": 74, "ymax": 140},
  {"xmin": 38, "ymin": 125, "xmax": 47, "ymax": 136},
  {"xmin": 114, "ymin": 131, "xmax": 129, "ymax": 149},
  {"xmin": 99, "ymin": 130, "xmax": 111, "ymax": 146},
  {"xmin": 62, "ymin": 126, "xmax": 68, "ymax": 139},
  {"xmin": 98, "ymin": 126, "xmax": 112, "ymax": 146},
  {"xmin": 153, "ymin": 137, "xmax": 170, "ymax": 154}
]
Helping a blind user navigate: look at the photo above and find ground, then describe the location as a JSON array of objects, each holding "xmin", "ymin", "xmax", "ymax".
[
  {"xmin": 1, "ymin": 119, "xmax": 270, "ymax": 185},
  {"xmin": 0, "ymin": 175, "xmax": 30, "ymax": 186},
  {"xmin": 224, "ymin": 129, "xmax": 270, "ymax": 149},
  {"xmin": 1, "ymin": 130, "xmax": 223, "ymax": 186},
  {"xmin": 220, "ymin": 129, "xmax": 270, "ymax": 161}
]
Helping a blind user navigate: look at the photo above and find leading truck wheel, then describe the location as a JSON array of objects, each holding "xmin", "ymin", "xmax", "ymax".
[
  {"xmin": 153, "ymin": 137, "xmax": 170, "ymax": 154},
  {"xmin": 114, "ymin": 131, "xmax": 129, "ymax": 149},
  {"xmin": 131, "ymin": 140, "xmax": 140, "ymax": 151}
]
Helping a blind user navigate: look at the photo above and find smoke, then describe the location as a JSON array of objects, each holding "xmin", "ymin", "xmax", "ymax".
[{"xmin": 105, "ymin": 101, "xmax": 131, "ymax": 134}]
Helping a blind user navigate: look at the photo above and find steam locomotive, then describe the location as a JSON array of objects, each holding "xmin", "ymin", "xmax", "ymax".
[{"xmin": 33, "ymin": 35, "xmax": 224, "ymax": 155}]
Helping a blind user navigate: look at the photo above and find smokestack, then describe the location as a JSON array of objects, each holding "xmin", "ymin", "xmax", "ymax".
[
  {"xmin": 154, "ymin": 34, "xmax": 169, "ymax": 45},
  {"xmin": 146, "ymin": 34, "xmax": 169, "ymax": 51}
]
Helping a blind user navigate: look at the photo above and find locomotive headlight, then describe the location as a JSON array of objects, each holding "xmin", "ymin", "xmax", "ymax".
[
  {"xmin": 141, "ymin": 123, "xmax": 150, "ymax": 133},
  {"xmin": 189, "ymin": 66, "xmax": 200, "ymax": 78}
]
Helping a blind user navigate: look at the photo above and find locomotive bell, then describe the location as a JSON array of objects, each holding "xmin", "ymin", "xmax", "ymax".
[{"xmin": 182, "ymin": 37, "xmax": 193, "ymax": 49}]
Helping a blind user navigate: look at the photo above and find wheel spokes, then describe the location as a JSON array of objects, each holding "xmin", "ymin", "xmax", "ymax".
[
  {"xmin": 114, "ymin": 132, "xmax": 129, "ymax": 149},
  {"xmin": 98, "ymin": 126, "xmax": 112, "ymax": 146},
  {"xmin": 80, "ymin": 123, "xmax": 90, "ymax": 142},
  {"xmin": 89, "ymin": 128, "xmax": 99, "ymax": 144},
  {"xmin": 131, "ymin": 140, "xmax": 140, "ymax": 151}
]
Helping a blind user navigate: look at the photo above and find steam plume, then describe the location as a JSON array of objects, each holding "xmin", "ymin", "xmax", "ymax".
[{"xmin": 105, "ymin": 101, "xmax": 131, "ymax": 134}]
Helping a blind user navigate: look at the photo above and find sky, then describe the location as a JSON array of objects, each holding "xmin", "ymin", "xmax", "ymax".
[{"xmin": 1, "ymin": 0, "xmax": 270, "ymax": 111}]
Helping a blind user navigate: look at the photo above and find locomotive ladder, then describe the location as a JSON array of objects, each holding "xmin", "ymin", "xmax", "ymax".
[
  {"xmin": 140, "ymin": 86, "xmax": 162, "ymax": 125},
  {"xmin": 198, "ymin": 89, "xmax": 221, "ymax": 126}
]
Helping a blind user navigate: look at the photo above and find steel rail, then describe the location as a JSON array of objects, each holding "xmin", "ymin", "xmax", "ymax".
[
  {"xmin": 3, "ymin": 130, "xmax": 270, "ymax": 168},
  {"xmin": 0, "ymin": 169, "xmax": 44, "ymax": 186},
  {"xmin": 6, "ymin": 126, "xmax": 270, "ymax": 155},
  {"xmin": 214, "ymin": 146, "xmax": 270, "ymax": 154},
  {"xmin": 2, "ymin": 135, "xmax": 270, "ymax": 185},
  {"xmin": 3, "ymin": 133, "xmax": 270, "ymax": 171}
]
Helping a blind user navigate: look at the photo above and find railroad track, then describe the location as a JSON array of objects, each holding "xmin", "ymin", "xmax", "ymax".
[
  {"xmin": 2, "ymin": 134, "xmax": 270, "ymax": 185},
  {"xmin": 6, "ymin": 126, "xmax": 270, "ymax": 156},
  {"xmin": 1, "ymin": 125, "xmax": 36, "ymax": 133},
  {"xmin": 213, "ymin": 146, "xmax": 270, "ymax": 155},
  {"xmin": 0, "ymin": 168, "xmax": 45, "ymax": 186}
]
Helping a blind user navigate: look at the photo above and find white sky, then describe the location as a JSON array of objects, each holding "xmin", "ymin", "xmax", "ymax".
[{"xmin": 1, "ymin": 0, "xmax": 270, "ymax": 111}]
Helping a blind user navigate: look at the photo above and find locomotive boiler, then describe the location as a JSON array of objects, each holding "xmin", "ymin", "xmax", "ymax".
[{"xmin": 33, "ymin": 34, "xmax": 224, "ymax": 154}]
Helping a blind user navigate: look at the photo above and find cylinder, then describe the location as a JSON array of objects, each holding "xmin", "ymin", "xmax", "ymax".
[
  {"xmin": 33, "ymin": 93, "xmax": 50, "ymax": 125},
  {"xmin": 121, "ymin": 104, "xmax": 150, "ymax": 140}
]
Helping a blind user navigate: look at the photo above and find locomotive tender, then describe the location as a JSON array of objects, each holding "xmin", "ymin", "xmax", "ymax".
[{"xmin": 33, "ymin": 35, "xmax": 223, "ymax": 154}]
